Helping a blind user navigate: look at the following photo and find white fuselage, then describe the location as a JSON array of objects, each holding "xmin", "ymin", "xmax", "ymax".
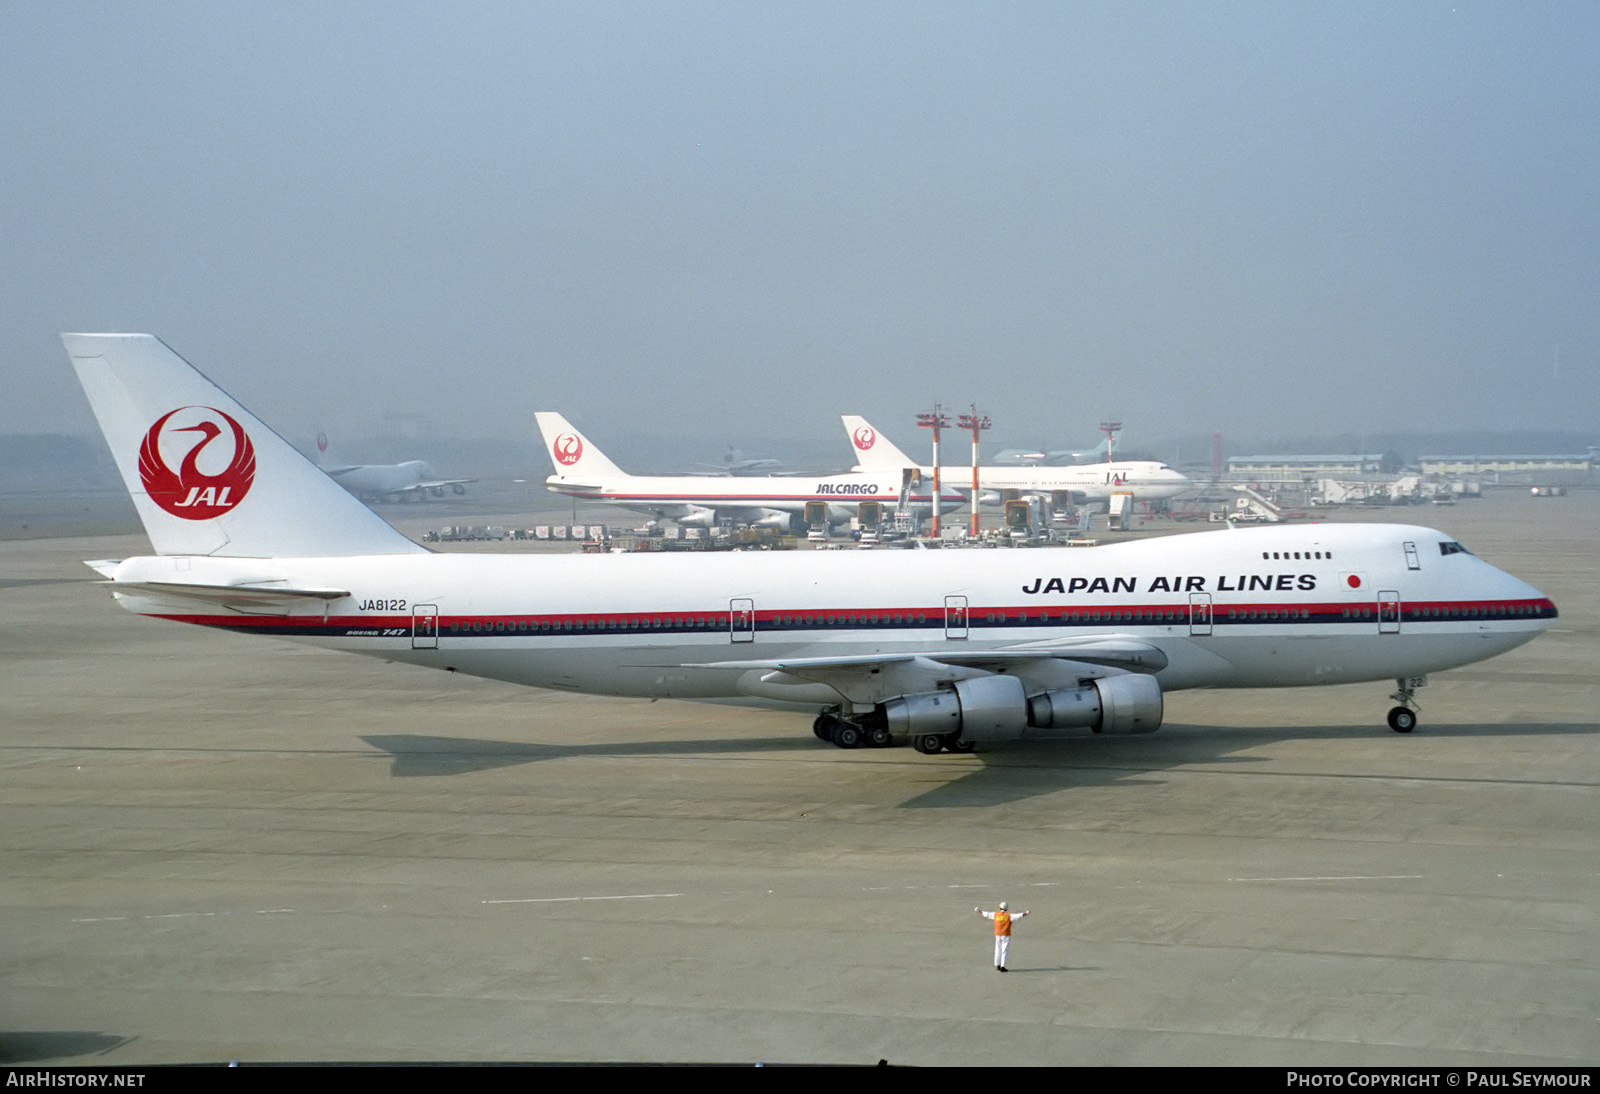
[
  {"xmin": 326, "ymin": 461, "xmax": 434, "ymax": 498},
  {"xmin": 104, "ymin": 523, "xmax": 1554, "ymax": 705},
  {"xmin": 883, "ymin": 461, "xmax": 1193, "ymax": 502},
  {"xmin": 543, "ymin": 470, "xmax": 965, "ymax": 524}
]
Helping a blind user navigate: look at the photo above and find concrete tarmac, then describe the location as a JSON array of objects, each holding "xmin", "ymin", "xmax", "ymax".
[{"xmin": 1, "ymin": 491, "xmax": 1596, "ymax": 1066}]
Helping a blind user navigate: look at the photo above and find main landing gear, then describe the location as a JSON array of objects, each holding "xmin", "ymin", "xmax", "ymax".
[
  {"xmin": 1386, "ymin": 677, "xmax": 1420, "ymax": 733},
  {"xmin": 813, "ymin": 712, "xmax": 974, "ymax": 753},
  {"xmin": 813, "ymin": 713, "xmax": 891, "ymax": 750}
]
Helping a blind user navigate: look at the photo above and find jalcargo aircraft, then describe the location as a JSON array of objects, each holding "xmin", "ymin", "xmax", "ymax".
[
  {"xmin": 842, "ymin": 415, "xmax": 1193, "ymax": 504},
  {"xmin": 536, "ymin": 412, "xmax": 961, "ymax": 532},
  {"xmin": 66, "ymin": 334, "xmax": 1556, "ymax": 752}
]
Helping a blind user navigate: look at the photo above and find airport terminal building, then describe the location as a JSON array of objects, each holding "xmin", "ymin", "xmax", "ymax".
[
  {"xmin": 1225, "ymin": 454, "xmax": 1387, "ymax": 483},
  {"xmin": 1416, "ymin": 454, "xmax": 1593, "ymax": 481}
]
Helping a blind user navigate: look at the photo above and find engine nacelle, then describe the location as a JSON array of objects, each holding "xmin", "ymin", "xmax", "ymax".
[
  {"xmin": 879, "ymin": 673, "xmax": 1164, "ymax": 747},
  {"xmin": 1028, "ymin": 673, "xmax": 1163, "ymax": 736},
  {"xmin": 675, "ymin": 506, "xmax": 717, "ymax": 529},
  {"xmin": 882, "ymin": 675, "xmax": 1029, "ymax": 743},
  {"xmin": 750, "ymin": 510, "xmax": 793, "ymax": 531}
]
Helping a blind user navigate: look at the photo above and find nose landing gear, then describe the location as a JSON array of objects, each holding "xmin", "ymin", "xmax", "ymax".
[{"xmin": 1386, "ymin": 677, "xmax": 1423, "ymax": 733}]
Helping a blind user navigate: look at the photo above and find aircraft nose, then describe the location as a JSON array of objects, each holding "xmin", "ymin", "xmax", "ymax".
[{"xmin": 1498, "ymin": 568, "xmax": 1558, "ymax": 628}]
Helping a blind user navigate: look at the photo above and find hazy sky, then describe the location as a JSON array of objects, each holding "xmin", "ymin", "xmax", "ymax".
[{"xmin": 4, "ymin": 2, "xmax": 1597, "ymax": 457}]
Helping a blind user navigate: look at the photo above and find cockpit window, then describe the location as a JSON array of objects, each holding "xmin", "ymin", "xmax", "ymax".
[{"xmin": 1439, "ymin": 541, "xmax": 1472, "ymax": 557}]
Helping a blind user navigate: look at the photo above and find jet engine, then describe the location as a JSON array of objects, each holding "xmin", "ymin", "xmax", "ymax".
[
  {"xmin": 750, "ymin": 510, "xmax": 793, "ymax": 531},
  {"xmin": 877, "ymin": 673, "xmax": 1163, "ymax": 746},
  {"xmin": 674, "ymin": 506, "xmax": 717, "ymax": 529}
]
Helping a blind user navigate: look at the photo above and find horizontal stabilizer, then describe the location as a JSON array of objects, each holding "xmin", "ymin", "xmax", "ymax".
[{"xmin": 100, "ymin": 579, "xmax": 351, "ymax": 607}]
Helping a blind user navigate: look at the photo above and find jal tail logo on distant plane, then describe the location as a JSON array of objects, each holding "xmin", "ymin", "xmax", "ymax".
[
  {"xmin": 853, "ymin": 426, "xmax": 875, "ymax": 451},
  {"xmin": 553, "ymin": 433, "xmax": 584, "ymax": 466},
  {"xmin": 138, "ymin": 407, "xmax": 256, "ymax": 519}
]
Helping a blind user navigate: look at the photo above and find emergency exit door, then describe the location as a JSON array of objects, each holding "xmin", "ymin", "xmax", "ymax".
[
  {"xmin": 730, "ymin": 598, "xmax": 755, "ymax": 643},
  {"xmin": 412, "ymin": 604, "xmax": 438, "ymax": 649},
  {"xmin": 1378, "ymin": 590, "xmax": 1401, "ymax": 634},
  {"xmin": 944, "ymin": 595, "xmax": 969, "ymax": 639}
]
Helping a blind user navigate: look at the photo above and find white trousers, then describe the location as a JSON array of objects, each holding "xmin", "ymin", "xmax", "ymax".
[{"xmin": 993, "ymin": 934, "xmax": 1011, "ymax": 967}]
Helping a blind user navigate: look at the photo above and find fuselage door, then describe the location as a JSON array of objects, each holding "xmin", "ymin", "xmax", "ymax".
[
  {"xmin": 1403, "ymin": 541, "xmax": 1421, "ymax": 570},
  {"xmin": 412, "ymin": 604, "xmax": 439, "ymax": 649},
  {"xmin": 1379, "ymin": 590, "xmax": 1401, "ymax": 634},
  {"xmin": 944, "ymin": 595, "xmax": 969, "ymax": 640},
  {"xmin": 1189, "ymin": 592, "xmax": 1213, "ymax": 636},
  {"xmin": 730, "ymin": 598, "xmax": 755, "ymax": 643}
]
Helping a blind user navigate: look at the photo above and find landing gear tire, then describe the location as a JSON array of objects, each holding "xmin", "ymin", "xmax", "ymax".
[
  {"xmin": 834, "ymin": 724, "xmax": 862, "ymax": 749},
  {"xmin": 1387, "ymin": 706, "xmax": 1417, "ymax": 733},
  {"xmin": 813, "ymin": 715, "xmax": 834, "ymax": 741},
  {"xmin": 867, "ymin": 725, "xmax": 892, "ymax": 748},
  {"xmin": 946, "ymin": 736, "xmax": 976, "ymax": 754},
  {"xmin": 1387, "ymin": 677, "xmax": 1422, "ymax": 734},
  {"xmin": 912, "ymin": 734, "xmax": 945, "ymax": 755}
]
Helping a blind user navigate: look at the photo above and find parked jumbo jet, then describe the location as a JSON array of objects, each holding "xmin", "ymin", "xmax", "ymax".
[
  {"xmin": 314, "ymin": 433, "xmax": 473, "ymax": 503},
  {"xmin": 535, "ymin": 412, "xmax": 962, "ymax": 532},
  {"xmin": 842, "ymin": 415, "xmax": 1192, "ymax": 505},
  {"xmin": 66, "ymin": 335, "xmax": 1556, "ymax": 753}
]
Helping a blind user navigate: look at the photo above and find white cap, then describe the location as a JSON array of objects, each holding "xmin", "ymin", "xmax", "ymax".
[{"xmin": 999, "ymin": 901, "xmax": 1008, "ymax": 910}]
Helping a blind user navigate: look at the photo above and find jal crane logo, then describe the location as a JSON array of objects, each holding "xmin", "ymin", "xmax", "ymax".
[
  {"xmin": 852, "ymin": 426, "xmax": 875, "ymax": 451},
  {"xmin": 138, "ymin": 407, "xmax": 256, "ymax": 519},
  {"xmin": 553, "ymin": 433, "xmax": 584, "ymax": 466}
]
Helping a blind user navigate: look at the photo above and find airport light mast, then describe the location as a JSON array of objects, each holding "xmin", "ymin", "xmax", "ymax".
[
  {"xmin": 1099, "ymin": 420, "xmax": 1122, "ymax": 463},
  {"xmin": 916, "ymin": 405, "xmax": 951, "ymax": 538},
  {"xmin": 958, "ymin": 407, "xmax": 990, "ymax": 536}
]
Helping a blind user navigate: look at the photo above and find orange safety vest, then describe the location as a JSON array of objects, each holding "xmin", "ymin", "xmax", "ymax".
[{"xmin": 993, "ymin": 911, "xmax": 1011, "ymax": 937}]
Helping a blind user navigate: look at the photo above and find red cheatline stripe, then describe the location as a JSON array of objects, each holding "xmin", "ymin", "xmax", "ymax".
[{"xmin": 151, "ymin": 597, "xmax": 1555, "ymax": 632}]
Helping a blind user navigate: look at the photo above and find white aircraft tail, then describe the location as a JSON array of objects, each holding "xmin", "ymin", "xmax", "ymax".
[
  {"xmin": 842, "ymin": 415, "xmax": 917, "ymax": 471},
  {"xmin": 534, "ymin": 412, "xmax": 628, "ymax": 479},
  {"xmin": 312, "ymin": 430, "xmax": 358, "ymax": 474},
  {"xmin": 62, "ymin": 334, "xmax": 426, "ymax": 557}
]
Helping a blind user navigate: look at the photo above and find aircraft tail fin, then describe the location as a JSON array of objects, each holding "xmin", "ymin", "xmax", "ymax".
[
  {"xmin": 842, "ymin": 415, "xmax": 918, "ymax": 471},
  {"xmin": 313, "ymin": 430, "xmax": 358, "ymax": 473},
  {"xmin": 534, "ymin": 412, "xmax": 628, "ymax": 479},
  {"xmin": 62, "ymin": 334, "xmax": 426, "ymax": 558}
]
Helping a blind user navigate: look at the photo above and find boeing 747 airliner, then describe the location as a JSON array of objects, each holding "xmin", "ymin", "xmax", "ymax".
[{"xmin": 65, "ymin": 335, "xmax": 1556, "ymax": 753}]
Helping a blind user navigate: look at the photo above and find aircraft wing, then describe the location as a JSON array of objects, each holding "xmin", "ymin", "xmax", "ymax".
[
  {"xmin": 688, "ymin": 637, "xmax": 1166, "ymax": 705},
  {"xmin": 412, "ymin": 478, "xmax": 475, "ymax": 491}
]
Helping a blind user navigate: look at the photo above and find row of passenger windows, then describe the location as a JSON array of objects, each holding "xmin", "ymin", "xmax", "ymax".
[
  {"xmin": 1414, "ymin": 604, "xmax": 1537, "ymax": 619},
  {"xmin": 448, "ymin": 619, "xmax": 720, "ymax": 634},
  {"xmin": 1261, "ymin": 550, "xmax": 1331, "ymax": 560},
  {"xmin": 985, "ymin": 609, "xmax": 1188, "ymax": 623}
]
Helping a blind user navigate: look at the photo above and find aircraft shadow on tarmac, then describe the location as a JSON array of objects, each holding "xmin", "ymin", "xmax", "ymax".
[
  {"xmin": 0, "ymin": 1031, "xmax": 130, "ymax": 1064},
  {"xmin": 898, "ymin": 720, "xmax": 1598, "ymax": 808},
  {"xmin": 362, "ymin": 719, "xmax": 1595, "ymax": 807},
  {"xmin": 360, "ymin": 732, "xmax": 810, "ymax": 777}
]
